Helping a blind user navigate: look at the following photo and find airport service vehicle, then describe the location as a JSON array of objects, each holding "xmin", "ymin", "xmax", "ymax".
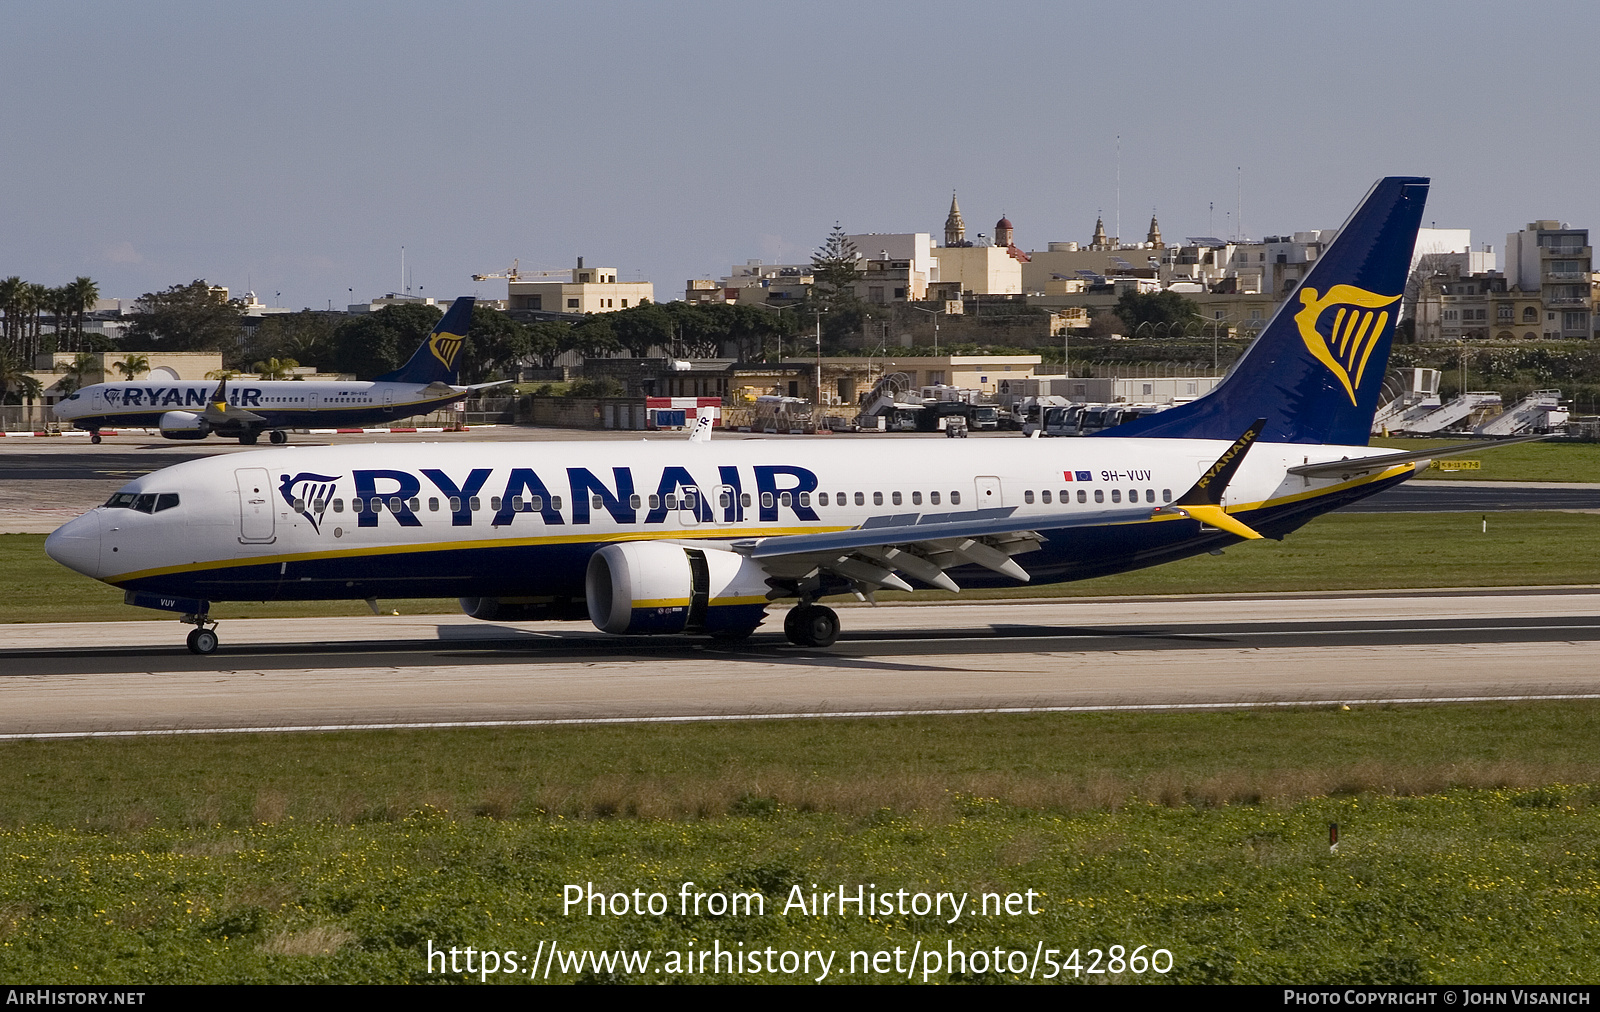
[
  {"xmin": 52, "ymin": 298, "xmax": 504, "ymax": 444},
  {"xmin": 51, "ymin": 177, "xmax": 1519, "ymax": 656}
]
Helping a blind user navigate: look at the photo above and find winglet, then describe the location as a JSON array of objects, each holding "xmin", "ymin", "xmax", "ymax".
[
  {"xmin": 1155, "ymin": 418, "xmax": 1267, "ymax": 539},
  {"xmin": 688, "ymin": 413, "xmax": 714, "ymax": 443}
]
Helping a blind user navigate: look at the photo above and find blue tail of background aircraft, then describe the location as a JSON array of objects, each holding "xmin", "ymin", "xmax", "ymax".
[
  {"xmin": 1098, "ymin": 176, "xmax": 1429, "ymax": 445},
  {"xmin": 376, "ymin": 296, "xmax": 476, "ymax": 385}
]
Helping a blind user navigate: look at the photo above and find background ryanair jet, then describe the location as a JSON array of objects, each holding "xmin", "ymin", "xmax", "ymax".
[
  {"xmin": 53, "ymin": 297, "xmax": 502, "ymax": 444},
  {"xmin": 49, "ymin": 177, "xmax": 1526, "ymax": 655}
]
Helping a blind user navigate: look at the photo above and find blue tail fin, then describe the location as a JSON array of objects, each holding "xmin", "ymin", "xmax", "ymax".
[
  {"xmin": 376, "ymin": 296, "xmax": 475, "ymax": 384},
  {"xmin": 1097, "ymin": 176, "xmax": 1428, "ymax": 445}
]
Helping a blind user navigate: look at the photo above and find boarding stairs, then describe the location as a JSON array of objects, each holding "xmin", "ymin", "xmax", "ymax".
[
  {"xmin": 857, "ymin": 371, "xmax": 916, "ymax": 418},
  {"xmin": 1474, "ymin": 389, "xmax": 1567, "ymax": 437},
  {"xmin": 1397, "ymin": 391, "xmax": 1502, "ymax": 435}
]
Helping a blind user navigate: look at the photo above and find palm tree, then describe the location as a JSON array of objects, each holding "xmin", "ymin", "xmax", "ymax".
[
  {"xmin": 45, "ymin": 286, "xmax": 73, "ymax": 353},
  {"xmin": 252, "ymin": 357, "xmax": 299, "ymax": 380},
  {"xmin": 56, "ymin": 352, "xmax": 99, "ymax": 395},
  {"xmin": 66, "ymin": 277, "xmax": 98, "ymax": 349},
  {"xmin": 0, "ymin": 277, "xmax": 23, "ymax": 353},
  {"xmin": 113, "ymin": 353, "xmax": 150, "ymax": 381}
]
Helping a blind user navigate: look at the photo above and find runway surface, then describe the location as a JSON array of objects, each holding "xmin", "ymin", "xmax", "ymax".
[{"xmin": 2, "ymin": 591, "xmax": 1598, "ymax": 737}]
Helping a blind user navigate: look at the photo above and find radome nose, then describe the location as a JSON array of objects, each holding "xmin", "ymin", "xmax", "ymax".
[{"xmin": 45, "ymin": 510, "xmax": 102, "ymax": 579}]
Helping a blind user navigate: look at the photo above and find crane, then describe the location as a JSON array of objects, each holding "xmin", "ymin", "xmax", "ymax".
[{"xmin": 471, "ymin": 259, "xmax": 571, "ymax": 282}]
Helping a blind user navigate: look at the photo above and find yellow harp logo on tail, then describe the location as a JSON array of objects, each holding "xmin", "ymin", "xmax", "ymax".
[
  {"xmin": 429, "ymin": 330, "xmax": 466, "ymax": 371},
  {"xmin": 1294, "ymin": 285, "xmax": 1401, "ymax": 405}
]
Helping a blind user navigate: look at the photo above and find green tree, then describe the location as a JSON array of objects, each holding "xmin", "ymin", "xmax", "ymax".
[
  {"xmin": 1113, "ymin": 290, "xmax": 1200, "ymax": 334},
  {"xmin": 252, "ymin": 357, "xmax": 300, "ymax": 380},
  {"xmin": 566, "ymin": 317, "xmax": 621, "ymax": 360},
  {"xmin": 112, "ymin": 353, "xmax": 150, "ymax": 381},
  {"xmin": 124, "ymin": 280, "xmax": 243, "ymax": 352},
  {"xmin": 810, "ymin": 224, "xmax": 863, "ymax": 313},
  {"xmin": 608, "ymin": 300, "xmax": 676, "ymax": 358},
  {"xmin": 525, "ymin": 322, "xmax": 571, "ymax": 370},
  {"xmin": 56, "ymin": 352, "xmax": 99, "ymax": 395},
  {"xmin": 329, "ymin": 303, "xmax": 442, "ymax": 379},
  {"xmin": 239, "ymin": 310, "xmax": 338, "ymax": 372},
  {"xmin": 0, "ymin": 352, "xmax": 42, "ymax": 405},
  {"xmin": 65, "ymin": 277, "xmax": 98, "ymax": 351},
  {"xmin": 462, "ymin": 305, "xmax": 533, "ymax": 383}
]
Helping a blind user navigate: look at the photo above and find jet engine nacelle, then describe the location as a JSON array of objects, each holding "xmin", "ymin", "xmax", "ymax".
[
  {"xmin": 458, "ymin": 596, "xmax": 587, "ymax": 622},
  {"xmin": 585, "ymin": 541, "xmax": 771, "ymax": 637},
  {"xmin": 158, "ymin": 411, "xmax": 210, "ymax": 440}
]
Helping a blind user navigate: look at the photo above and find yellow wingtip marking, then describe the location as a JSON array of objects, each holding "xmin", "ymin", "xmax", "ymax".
[{"xmin": 1182, "ymin": 504, "xmax": 1264, "ymax": 540}]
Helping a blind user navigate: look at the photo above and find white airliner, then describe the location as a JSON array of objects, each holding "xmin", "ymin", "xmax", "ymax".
[
  {"xmin": 46, "ymin": 177, "xmax": 1520, "ymax": 655},
  {"xmin": 52, "ymin": 298, "xmax": 504, "ymax": 444}
]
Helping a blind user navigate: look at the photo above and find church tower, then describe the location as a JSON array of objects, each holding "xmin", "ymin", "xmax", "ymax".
[
  {"xmin": 994, "ymin": 215, "xmax": 1014, "ymax": 249},
  {"xmin": 944, "ymin": 193, "xmax": 966, "ymax": 246},
  {"xmin": 1090, "ymin": 216, "xmax": 1110, "ymax": 251},
  {"xmin": 1147, "ymin": 215, "xmax": 1164, "ymax": 249}
]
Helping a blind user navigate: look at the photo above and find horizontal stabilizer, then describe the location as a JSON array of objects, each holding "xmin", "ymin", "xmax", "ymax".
[{"xmin": 1287, "ymin": 433, "xmax": 1552, "ymax": 479}]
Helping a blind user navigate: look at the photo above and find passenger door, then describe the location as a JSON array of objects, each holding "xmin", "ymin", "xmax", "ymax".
[
  {"xmin": 235, "ymin": 468, "xmax": 276, "ymax": 543},
  {"xmin": 975, "ymin": 475, "xmax": 1003, "ymax": 508}
]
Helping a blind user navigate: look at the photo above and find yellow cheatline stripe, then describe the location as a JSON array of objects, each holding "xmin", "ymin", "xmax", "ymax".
[
  {"xmin": 103, "ymin": 524, "xmax": 852, "ymax": 585},
  {"xmin": 712, "ymin": 595, "xmax": 770, "ymax": 606},
  {"xmin": 633, "ymin": 599, "xmax": 689, "ymax": 609}
]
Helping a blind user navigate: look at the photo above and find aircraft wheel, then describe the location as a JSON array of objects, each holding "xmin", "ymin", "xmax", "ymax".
[
  {"xmin": 239, "ymin": 432, "xmax": 259, "ymax": 445},
  {"xmin": 270, "ymin": 430, "xmax": 287, "ymax": 445},
  {"xmin": 783, "ymin": 606, "xmax": 808, "ymax": 645},
  {"xmin": 785, "ymin": 605, "xmax": 839, "ymax": 647},
  {"xmin": 90, "ymin": 433, "xmax": 102, "ymax": 444},
  {"xmin": 186, "ymin": 628, "xmax": 218, "ymax": 655},
  {"xmin": 801, "ymin": 605, "xmax": 839, "ymax": 647}
]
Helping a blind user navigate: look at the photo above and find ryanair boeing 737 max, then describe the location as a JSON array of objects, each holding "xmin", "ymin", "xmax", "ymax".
[
  {"xmin": 52, "ymin": 298, "xmax": 502, "ymax": 444},
  {"xmin": 50, "ymin": 178, "xmax": 1509, "ymax": 655}
]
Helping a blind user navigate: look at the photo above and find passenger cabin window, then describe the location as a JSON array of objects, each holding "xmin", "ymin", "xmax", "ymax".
[
  {"xmin": 854, "ymin": 492, "xmax": 865, "ymax": 506},
  {"xmin": 891, "ymin": 491, "xmax": 902, "ymax": 505},
  {"xmin": 1024, "ymin": 490, "xmax": 1035, "ymax": 504},
  {"xmin": 1094, "ymin": 490, "xmax": 1104, "ymax": 503},
  {"xmin": 912, "ymin": 491, "xmax": 922, "ymax": 505},
  {"xmin": 930, "ymin": 491, "xmax": 940, "ymax": 505},
  {"xmin": 1111, "ymin": 490, "xmax": 1121, "ymax": 503},
  {"xmin": 950, "ymin": 491, "xmax": 961, "ymax": 505},
  {"xmin": 872, "ymin": 492, "xmax": 883, "ymax": 506},
  {"xmin": 1041, "ymin": 490, "xmax": 1051, "ymax": 504},
  {"xmin": 1077, "ymin": 489, "xmax": 1086, "ymax": 503}
]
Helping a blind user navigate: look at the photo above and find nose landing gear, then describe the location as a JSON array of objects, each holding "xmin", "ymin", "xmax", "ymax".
[{"xmin": 181, "ymin": 611, "xmax": 220, "ymax": 655}]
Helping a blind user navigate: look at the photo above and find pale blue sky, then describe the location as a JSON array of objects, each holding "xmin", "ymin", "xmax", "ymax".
[{"xmin": 4, "ymin": 1, "xmax": 1595, "ymax": 309}]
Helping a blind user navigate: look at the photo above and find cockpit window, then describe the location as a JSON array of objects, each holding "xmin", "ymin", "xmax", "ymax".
[{"xmin": 103, "ymin": 492, "xmax": 180, "ymax": 514}]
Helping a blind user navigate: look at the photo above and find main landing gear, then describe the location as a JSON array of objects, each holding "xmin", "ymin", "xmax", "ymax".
[
  {"xmin": 269, "ymin": 430, "xmax": 288, "ymax": 444},
  {"xmin": 784, "ymin": 603, "xmax": 840, "ymax": 648},
  {"xmin": 182, "ymin": 612, "xmax": 220, "ymax": 655},
  {"xmin": 89, "ymin": 431, "xmax": 102, "ymax": 444}
]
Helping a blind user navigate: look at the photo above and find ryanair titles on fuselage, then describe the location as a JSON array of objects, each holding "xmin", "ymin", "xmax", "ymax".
[{"xmin": 274, "ymin": 458, "xmax": 1166, "ymax": 537}]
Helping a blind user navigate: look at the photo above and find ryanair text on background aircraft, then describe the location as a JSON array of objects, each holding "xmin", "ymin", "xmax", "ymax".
[
  {"xmin": 52, "ymin": 298, "xmax": 503, "ymax": 444},
  {"xmin": 45, "ymin": 178, "xmax": 1539, "ymax": 655}
]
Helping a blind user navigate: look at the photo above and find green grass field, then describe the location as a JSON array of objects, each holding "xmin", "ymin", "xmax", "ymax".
[
  {"xmin": 3, "ymin": 706, "xmax": 1600, "ymax": 983},
  {"xmin": 1369, "ymin": 436, "xmax": 1600, "ymax": 482},
  {"xmin": 8, "ymin": 508, "xmax": 1599, "ymax": 622}
]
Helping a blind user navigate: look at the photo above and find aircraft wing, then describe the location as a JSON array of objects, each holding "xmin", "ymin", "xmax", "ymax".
[
  {"xmin": 731, "ymin": 504, "xmax": 1153, "ymax": 593},
  {"xmin": 422, "ymin": 379, "xmax": 515, "ymax": 397},
  {"xmin": 729, "ymin": 420, "xmax": 1270, "ymax": 598}
]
